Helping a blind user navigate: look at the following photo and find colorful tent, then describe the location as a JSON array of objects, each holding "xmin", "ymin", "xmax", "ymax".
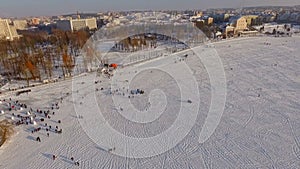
[{"xmin": 110, "ymin": 63, "xmax": 118, "ymax": 69}]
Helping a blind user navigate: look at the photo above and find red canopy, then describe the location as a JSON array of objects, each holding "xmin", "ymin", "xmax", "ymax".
[{"xmin": 110, "ymin": 63, "xmax": 118, "ymax": 69}]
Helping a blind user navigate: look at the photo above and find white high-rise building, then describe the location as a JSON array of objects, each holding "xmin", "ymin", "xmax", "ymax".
[
  {"xmin": 13, "ymin": 20, "xmax": 28, "ymax": 30},
  {"xmin": 0, "ymin": 19, "xmax": 19, "ymax": 40},
  {"xmin": 56, "ymin": 18, "xmax": 97, "ymax": 31}
]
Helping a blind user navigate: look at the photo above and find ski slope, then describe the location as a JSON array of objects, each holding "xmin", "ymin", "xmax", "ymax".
[{"xmin": 0, "ymin": 36, "xmax": 300, "ymax": 169}]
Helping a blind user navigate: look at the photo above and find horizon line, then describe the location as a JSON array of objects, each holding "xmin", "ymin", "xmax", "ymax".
[{"xmin": 1, "ymin": 4, "xmax": 300, "ymax": 19}]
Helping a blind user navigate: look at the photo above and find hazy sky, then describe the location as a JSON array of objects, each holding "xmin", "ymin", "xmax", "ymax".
[{"xmin": 0, "ymin": 0, "xmax": 299, "ymax": 17}]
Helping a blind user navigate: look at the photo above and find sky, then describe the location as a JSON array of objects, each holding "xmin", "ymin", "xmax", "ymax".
[{"xmin": 0, "ymin": 0, "xmax": 299, "ymax": 17}]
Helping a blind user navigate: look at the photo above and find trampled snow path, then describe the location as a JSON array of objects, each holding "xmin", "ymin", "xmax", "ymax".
[{"xmin": 0, "ymin": 36, "xmax": 299, "ymax": 168}]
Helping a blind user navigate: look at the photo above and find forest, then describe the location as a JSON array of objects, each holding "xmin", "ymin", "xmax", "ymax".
[{"xmin": 0, "ymin": 29, "xmax": 90, "ymax": 86}]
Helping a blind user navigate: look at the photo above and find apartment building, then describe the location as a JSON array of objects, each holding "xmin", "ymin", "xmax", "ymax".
[
  {"xmin": 13, "ymin": 20, "xmax": 28, "ymax": 30},
  {"xmin": 0, "ymin": 19, "xmax": 19, "ymax": 40},
  {"xmin": 56, "ymin": 18, "xmax": 97, "ymax": 31}
]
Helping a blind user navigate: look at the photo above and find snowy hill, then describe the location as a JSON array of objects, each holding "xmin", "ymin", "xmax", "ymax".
[{"xmin": 0, "ymin": 36, "xmax": 300, "ymax": 168}]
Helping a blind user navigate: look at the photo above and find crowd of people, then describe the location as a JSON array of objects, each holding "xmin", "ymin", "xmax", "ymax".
[
  {"xmin": 0, "ymin": 98, "xmax": 63, "ymax": 140},
  {"xmin": 0, "ymin": 97, "xmax": 79, "ymax": 165}
]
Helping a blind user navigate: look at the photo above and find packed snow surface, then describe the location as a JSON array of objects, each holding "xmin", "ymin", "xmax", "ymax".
[{"xmin": 0, "ymin": 36, "xmax": 300, "ymax": 168}]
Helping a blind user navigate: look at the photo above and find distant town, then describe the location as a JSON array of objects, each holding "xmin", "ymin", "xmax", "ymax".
[
  {"xmin": 1, "ymin": 5, "xmax": 300, "ymax": 41},
  {"xmin": 1, "ymin": 5, "xmax": 300, "ymax": 88}
]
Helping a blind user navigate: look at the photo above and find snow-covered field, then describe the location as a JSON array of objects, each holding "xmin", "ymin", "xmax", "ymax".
[{"xmin": 0, "ymin": 36, "xmax": 300, "ymax": 168}]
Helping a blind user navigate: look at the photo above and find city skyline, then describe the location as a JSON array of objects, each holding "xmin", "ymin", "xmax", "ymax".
[{"xmin": 0, "ymin": 0, "xmax": 300, "ymax": 17}]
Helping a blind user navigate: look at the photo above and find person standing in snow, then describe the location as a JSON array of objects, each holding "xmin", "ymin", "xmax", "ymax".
[
  {"xmin": 52, "ymin": 155, "xmax": 56, "ymax": 160},
  {"xmin": 74, "ymin": 161, "xmax": 80, "ymax": 166}
]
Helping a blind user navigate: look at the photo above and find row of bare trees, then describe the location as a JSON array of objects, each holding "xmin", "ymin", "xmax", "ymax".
[
  {"xmin": 114, "ymin": 35, "xmax": 157, "ymax": 52},
  {"xmin": 0, "ymin": 29, "xmax": 90, "ymax": 86}
]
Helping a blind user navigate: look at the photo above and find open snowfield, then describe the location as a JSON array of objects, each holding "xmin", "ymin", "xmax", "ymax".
[{"xmin": 0, "ymin": 36, "xmax": 300, "ymax": 168}]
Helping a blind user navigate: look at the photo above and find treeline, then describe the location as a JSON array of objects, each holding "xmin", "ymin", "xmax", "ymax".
[
  {"xmin": 114, "ymin": 34, "xmax": 157, "ymax": 52},
  {"xmin": 0, "ymin": 29, "xmax": 91, "ymax": 86},
  {"xmin": 113, "ymin": 33, "xmax": 189, "ymax": 52}
]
